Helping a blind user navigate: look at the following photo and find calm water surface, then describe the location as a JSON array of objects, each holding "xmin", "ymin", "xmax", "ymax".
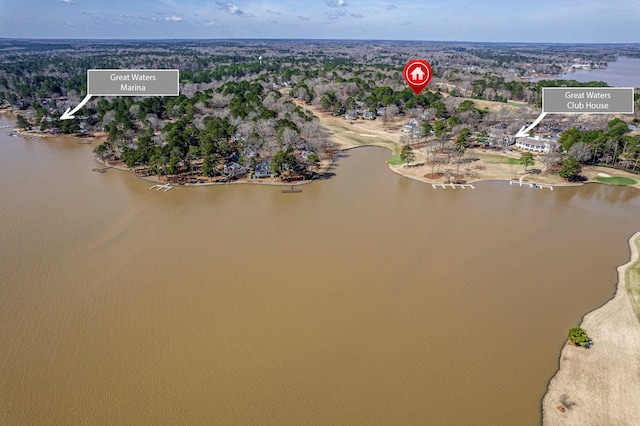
[
  {"xmin": 1, "ymin": 113, "xmax": 639, "ymax": 425},
  {"xmin": 536, "ymin": 56, "xmax": 640, "ymax": 87}
]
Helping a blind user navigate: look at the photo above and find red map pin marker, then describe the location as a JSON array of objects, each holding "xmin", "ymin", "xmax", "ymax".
[{"xmin": 404, "ymin": 59, "xmax": 433, "ymax": 95}]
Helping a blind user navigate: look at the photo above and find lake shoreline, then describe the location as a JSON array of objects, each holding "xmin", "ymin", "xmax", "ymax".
[
  {"xmin": 94, "ymin": 156, "xmax": 335, "ymax": 188},
  {"xmin": 542, "ymin": 231, "xmax": 640, "ymax": 425},
  {"xmin": 529, "ymin": 56, "xmax": 640, "ymax": 88},
  {"xmin": 7, "ymin": 105, "xmax": 640, "ymax": 191},
  {"xmin": 292, "ymin": 99, "xmax": 640, "ymax": 190},
  {"xmin": 387, "ymin": 159, "xmax": 640, "ymax": 189},
  {"xmin": 10, "ymin": 128, "xmax": 639, "ymax": 190},
  {"xmin": 93, "ymin": 145, "xmax": 640, "ymax": 190}
]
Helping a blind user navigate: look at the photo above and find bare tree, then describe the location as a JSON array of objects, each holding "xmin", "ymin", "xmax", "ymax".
[
  {"xmin": 129, "ymin": 104, "xmax": 140, "ymax": 118},
  {"xmin": 300, "ymin": 119, "xmax": 332, "ymax": 158},
  {"xmin": 483, "ymin": 87, "xmax": 496, "ymax": 101},
  {"xmin": 281, "ymin": 127, "xmax": 301, "ymax": 148},
  {"xmin": 400, "ymin": 134, "xmax": 412, "ymax": 146},
  {"xmin": 281, "ymin": 100, "xmax": 295, "ymax": 115},
  {"xmin": 507, "ymin": 122, "xmax": 522, "ymax": 135},
  {"xmin": 422, "ymin": 109, "xmax": 434, "ymax": 121},
  {"xmin": 209, "ymin": 92, "xmax": 231, "ymax": 108},
  {"xmin": 255, "ymin": 118, "xmax": 276, "ymax": 141},
  {"xmin": 442, "ymin": 96, "xmax": 458, "ymax": 112},
  {"xmin": 567, "ymin": 142, "xmax": 591, "ymax": 162},
  {"xmin": 145, "ymin": 113, "xmax": 163, "ymax": 131},
  {"xmin": 542, "ymin": 151, "xmax": 563, "ymax": 171},
  {"xmin": 262, "ymin": 91, "xmax": 280, "ymax": 111},
  {"xmin": 102, "ymin": 110, "xmax": 116, "ymax": 127},
  {"xmin": 300, "ymin": 120, "xmax": 321, "ymax": 142},
  {"xmin": 407, "ymin": 107, "xmax": 424, "ymax": 119},
  {"xmin": 383, "ymin": 104, "xmax": 398, "ymax": 128}
]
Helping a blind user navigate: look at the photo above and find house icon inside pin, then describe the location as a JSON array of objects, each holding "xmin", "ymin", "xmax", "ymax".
[{"xmin": 410, "ymin": 66, "xmax": 425, "ymax": 82}]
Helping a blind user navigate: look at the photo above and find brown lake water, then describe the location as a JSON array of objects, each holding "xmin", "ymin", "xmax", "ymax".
[
  {"xmin": 534, "ymin": 56, "xmax": 640, "ymax": 88},
  {"xmin": 1, "ymin": 113, "xmax": 639, "ymax": 425}
]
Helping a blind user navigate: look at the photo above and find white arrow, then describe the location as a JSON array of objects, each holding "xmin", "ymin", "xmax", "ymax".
[
  {"xmin": 515, "ymin": 112, "xmax": 547, "ymax": 138},
  {"xmin": 60, "ymin": 94, "xmax": 92, "ymax": 120}
]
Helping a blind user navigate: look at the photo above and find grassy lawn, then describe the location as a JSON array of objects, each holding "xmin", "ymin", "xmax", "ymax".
[
  {"xmin": 481, "ymin": 154, "xmax": 523, "ymax": 165},
  {"xmin": 386, "ymin": 154, "xmax": 404, "ymax": 166},
  {"xmin": 595, "ymin": 176, "xmax": 638, "ymax": 186}
]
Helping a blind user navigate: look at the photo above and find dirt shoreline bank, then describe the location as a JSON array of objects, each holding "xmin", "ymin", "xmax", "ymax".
[
  {"xmin": 94, "ymin": 156, "xmax": 335, "ymax": 188},
  {"xmin": 542, "ymin": 232, "xmax": 640, "ymax": 425}
]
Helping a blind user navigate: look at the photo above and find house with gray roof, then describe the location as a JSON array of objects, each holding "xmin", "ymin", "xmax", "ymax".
[
  {"xmin": 223, "ymin": 162, "xmax": 247, "ymax": 178},
  {"xmin": 253, "ymin": 160, "xmax": 272, "ymax": 178}
]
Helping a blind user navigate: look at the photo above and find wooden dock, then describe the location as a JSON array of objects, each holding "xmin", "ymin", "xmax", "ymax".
[
  {"xmin": 431, "ymin": 183, "xmax": 475, "ymax": 190},
  {"xmin": 509, "ymin": 180, "xmax": 553, "ymax": 190},
  {"xmin": 11, "ymin": 131, "xmax": 37, "ymax": 139},
  {"xmin": 149, "ymin": 183, "xmax": 173, "ymax": 192},
  {"xmin": 281, "ymin": 185, "xmax": 302, "ymax": 193}
]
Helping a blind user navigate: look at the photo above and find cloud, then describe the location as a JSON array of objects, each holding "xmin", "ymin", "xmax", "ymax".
[
  {"xmin": 326, "ymin": 0, "xmax": 360, "ymax": 21},
  {"xmin": 298, "ymin": 15, "xmax": 311, "ymax": 21},
  {"xmin": 58, "ymin": 0, "xmax": 75, "ymax": 3},
  {"xmin": 216, "ymin": 2, "xmax": 254, "ymax": 17},
  {"xmin": 326, "ymin": 10, "xmax": 347, "ymax": 21},
  {"xmin": 386, "ymin": 4, "xmax": 397, "ymax": 10},
  {"xmin": 165, "ymin": 16, "xmax": 183, "ymax": 22},
  {"xmin": 327, "ymin": 0, "xmax": 347, "ymax": 7}
]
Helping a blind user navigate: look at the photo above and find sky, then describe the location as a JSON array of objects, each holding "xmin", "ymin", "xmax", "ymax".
[{"xmin": 0, "ymin": 0, "xmax": 638, "ymax": 43}]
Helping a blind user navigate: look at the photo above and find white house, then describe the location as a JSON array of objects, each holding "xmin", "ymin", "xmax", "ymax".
[
  {"xmin": 515, "ymin": 137, "xmax": 559, "ymax": 154},
  {"xmin": 403, "ymin": 118, "xmax": 419, "ymax": 132}
]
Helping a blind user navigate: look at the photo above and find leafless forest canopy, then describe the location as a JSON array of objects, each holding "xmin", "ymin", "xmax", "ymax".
[{"xmin": 1, "ymin": 39, "xmax": 639, "ymax": 180}]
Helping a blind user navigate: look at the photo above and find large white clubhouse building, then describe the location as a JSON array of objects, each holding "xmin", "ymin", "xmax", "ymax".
[{"xmin": 515, "ymin": 136, "xmax": 560, "ymax": 154}]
